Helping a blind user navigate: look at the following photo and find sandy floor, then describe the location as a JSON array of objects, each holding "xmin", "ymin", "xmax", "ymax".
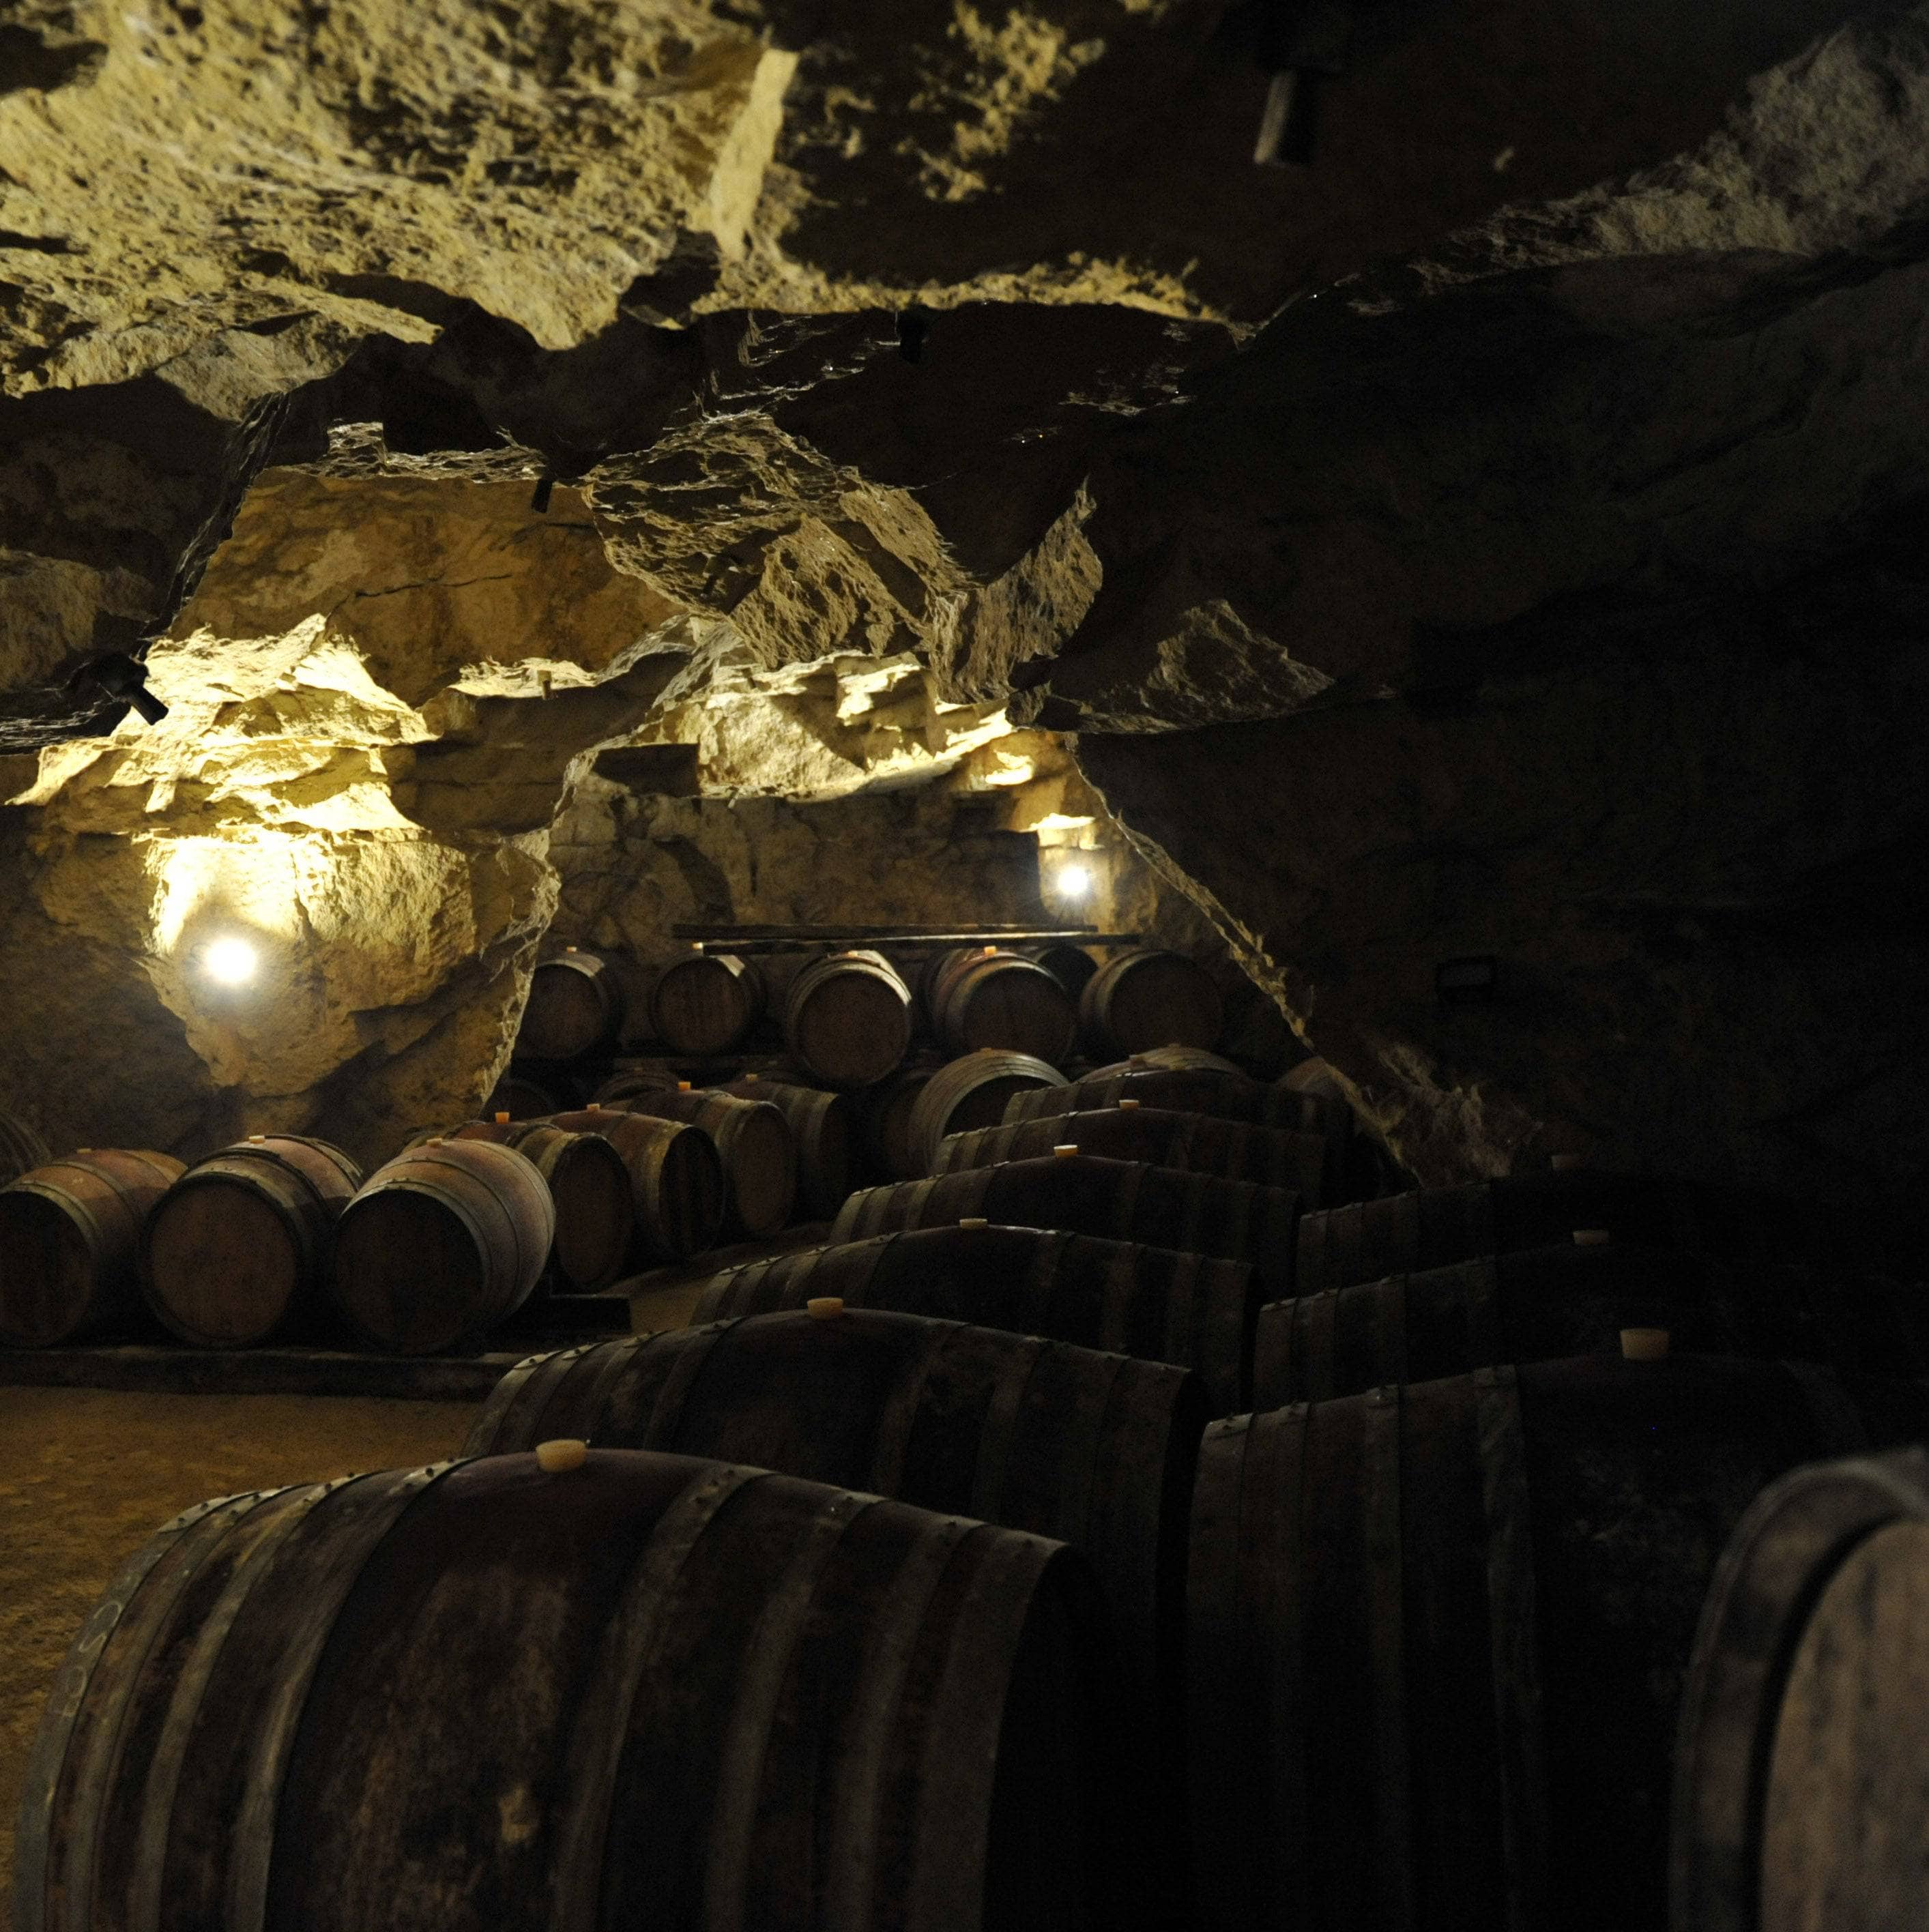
[{"xmin": 0, "ymin": 1388, "xmax": 469, "ymax": 1905}]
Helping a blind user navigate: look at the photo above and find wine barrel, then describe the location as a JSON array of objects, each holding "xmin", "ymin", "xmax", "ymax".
[
  {"xmin": 1295, "ymin": 1171, "xmax": 1827, "ymax": 1295},
  {"xmin": 781, "ymin": 950, "xmax": 914, "ymax": 1088},
  {"xmin": 1672, "ymin": 1444, "xmax": 1929, "ymax": 1932},
  {"xmin": 855, "ymin": 1053, "xmax": 944, "ymax": 1182},
  {"xmin": 905, "ymin": 1050, "xmax": 1067, "ymax": 1176},
  {"xmin": 328, "ymin": 1139, "xmax": 555, "ymax": 1353},
  {"xmin": 1090, "ymin": 1045, "xmax": 1244, "ymax": 1076},
  {"xmin": 1029, "ymin": 943, "xmax": 1099, "ymax": 999},
  {"xmin": 720, "ymin": 1075, "xmax": 852, "ymax": 1220},
  {"xmin": 925, "ymin": 948, "xmax": 1076, "ymax": 1064},
  {"xmin": 1, "ymin": 1109, "xmax": 49, "ymax": 1186},
  {"xmin": 483, "ymin": 1070, "xmax": 563, "ymax": 1120},
  {"xmin": 1006, "ymin": 1064, "xmax": 1346, "ymax": 1139},
  {"xmin": 613, "ymin": 1088, "xmax": 797, "ymax": 1238},
  {"xmin": 832, "ymin": 1154, "xmax": 1299, "ymax": 1297},
  {"xmin": 422, "ymin": 1122, "xmax": 632, "ymax": 1291},
  {"xmin": 1189, "ymin": 1356, "xmax": 1929, "ymax": 1932},
  {"xmin": 547, "ymin": 1106, "xmax": 727, "ymax": 1262},
  {"xmin": 515, "ymin": 947, "xmax": 627, "ymax": 1062},
  {"xmin": 15, "ymin": 1451, "xmax": 1129, "ymax": 1932},
  {"xmin": 692, "ymin": 1223, "xmax": 1260, "ymax": 1416},
  {"xmin": 649, "ymin": 952, "xmax": 765, "ymax": 1056},
  {"xmin": 140, "ymin": 1136, "xmax": 363, "ymax": 1348},
  {"xmin": 1253, "ymin": 1240, "xmax": 1929, "ymax": 1405},
  {"xmin": 934, "ymin": 1104, "xmax": 1333, "ymax": 1201},
  {"xmin": 0, "ymin": 1150, "xmax": 186, "ymax": 1349},
  {"xmin": 1078, "ymin": 951, "xmax": 1224, "ymax": 1059}
]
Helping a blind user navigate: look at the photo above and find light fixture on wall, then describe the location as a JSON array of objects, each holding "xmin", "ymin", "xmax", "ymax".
[
  {"xmin": 1056, "ymin": 864, "xmax": 1092, "ymax": 900},
  {"xmin": 203, "ymin": 936, "xmax": 259, "ymax": 986}
]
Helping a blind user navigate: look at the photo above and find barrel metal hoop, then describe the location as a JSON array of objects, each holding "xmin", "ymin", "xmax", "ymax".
[
  {"xmin": 970, "ymin": 1333, "xmax": 1054, "ymax": 1523},
  {"xmin": 1472, "ymin": 1364, "xmax": 1550, "ymax": 1932},
  {"xmin": 637, "ymin": 1321, "xmax": 742, "ymax": 1450},
  {"xmin": 1362, "ymin": 1384, "xmax": 1416, "ymax": 1930},
  {"xmin": 868, "ymin": 1323, "xmax": 952, "ymax": 1499},
  {"xmin": 1303, "ymin": 1291, "xmax": 1338, "ymax": 1403},
  {"xmin": 461, "ymin": 1344, "xmax": 579, "ymax": 1456},
  {"xmin": 1027, "ymin": 1229, "xmax": 1075, "ymax": 1336},
  {"xmin": 1372, "ymin": 1274, "xmax": 1411, "ymax": 1388}
]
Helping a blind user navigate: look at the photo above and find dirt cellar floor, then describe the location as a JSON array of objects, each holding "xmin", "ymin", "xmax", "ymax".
[{"xmin": 0, "ymin": 1387, "xmax": 469, "ymax": 1901}]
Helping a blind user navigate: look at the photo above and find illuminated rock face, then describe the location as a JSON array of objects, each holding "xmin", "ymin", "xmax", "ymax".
[{"xmin": 1, "ymin": 3, "xmax": 1926, "ymax": 1220}]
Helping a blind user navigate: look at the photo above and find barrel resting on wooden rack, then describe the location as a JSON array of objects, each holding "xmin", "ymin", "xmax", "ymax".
[
  {"xmin": 12, "ymin": 1452, "xmax": 1131, "ymax": 1932},
  {"xmin": 546, "ymin": 1107, "xmax": 727, "ymax": 1263},
  {"xmin": 1187, "ymin": 1356, "xmax": 1929, "ymax": 1932},
  {"xmin": 693, "ymin": 1223, "xmax": 1260, "ymax": 1416},
  {"xmin": 608, "ymin": 1088, "xmax": 798, "ymax": 1239}
]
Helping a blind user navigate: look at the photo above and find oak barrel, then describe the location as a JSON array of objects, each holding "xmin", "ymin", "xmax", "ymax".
[
  {"xmin": 832, "ymin": 1154, "xmax": 1299, "ymax": 1297},
  {"xmin": 141, "ymin": 1135, "xmax": 362, "ymax": 1348},
  {"xmin": 515, "ymin": 947, "xmax": 628, "ymax": 1062},
  {"xmin": 1005, "ymin": 1065, "xmax": 1346, "ymax": 1139},
  {"xmin": 0, "ymin": 1150, "xmax": 186, "ymax": 1349},
  {"xmin": 856, "ymin": 1053, "xmax": 944, "ymax": 1182},
  {"xmin": 649, "ymin": 952, "xmax": 765, "ymax": 1056},
  {"xmin": 925, "ymin": 948, "xmax": 1076, "ymax": 1064},
  {"xmin": 1295, "ymin": 1172, "xmax": 1828, "ymax": 1294},
  {"xmin": 483, "ymin": 1070, "xmax": 564, "ymax": 1121},
  {"xmin": 905, "ymin": 1050, "xmax": 1067, "ymax": 1176},
  {"xmin": 1028, "ymin": 943, "xmax": 1098, "ymax": 999},
  {"xmin": 1090, "ymin": 1045, "xmax": 1243, "ymax": 1076},
  {"xmin": 613, "ymin": 1088, "xmax": 798, "ymax": 1238},
  {"xmin": 782, "ymin": 949, "xmax": 915, "ymax": 1089},
  {"xmin": 425, "ymin": 1121, "xmax": 632, "ymax": 1291},
  {"xmin": 1078, "ymin": 952, "xmax": 1225, "ymax": 1059},
  {"xmin": 693, "ymin": 1223, "xmax": 1260, "ymax": 1416},
  {"xmin": 14, "ymin": 1451, "xmax": 1127, "ymax": 1932},
  {"xmin": 1189, "ymin": 1356, "xmax": 1929, "ymax": 1932},
  {"xmin": 1, "ymin": 1109, "xmax": 50, "ymax": 1186},
  {"xmin": 1253, "ymin": 1240, "xmax": 1929, "ymax": 1405},
  {"xmin": 328, "ymin": 1138, "xmax": 554, "ymax": 1353},
  {"xmin": 467, "ymin": 1311, "xmax": 1204, "ymax": 1909},
  {"xmin": 1672, "ymin": 1444, "xmax": 1929, "ymax": 1932},
  {"xmin": 547, "ymin": 1107, "xmax": 727, "ymax": 1263},
  {"xmin": 934, "ymin": 1104, "xmax": 1333, "ymax": 1202},
  {"xmin": 721, "ymin": 1075, "xmax": 852, "ymax": 1219}
]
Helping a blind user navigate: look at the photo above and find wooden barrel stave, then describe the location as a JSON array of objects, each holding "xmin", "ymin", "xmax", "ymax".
[
  {"xmin": 1077, "ymin": 953, "xmax": 1225, "ymax": 1060},
  {"xmin": 691, "ymin": 1223, "xmax": 1260, "ymax": 1416},
  {"xmin": 141, "ymin": 1136, "xmax": 362, "ymax": 1348},
  {"xmin": 612, "ymin": 1089, "xmax": 798, "ymax": 1238},
  {"xmin": 905, "ymin": 1051, "xmax": 1067, "ymax": 1177},
  {"xmin": 649, "ymin": 952, "xmax": 765, "ymax": 1057},
  {"xmin": 547, "ymin": 1107, "xmax": 727, "ymax": 1263},
  {"xmin": 16, "ymin": 1452, "xmax": 1127, "ymax": 1932},
  {"xmin": 328, "ymin": 1139, "xmax": 555, "ymax": 1353},
  {"xmin": 832, "ymin": 1154, "xmax": 1299, "ymax": 1299},
  {"xmin": 0, "ymin": 1149, "xmax": 186, "ymax": 1349},
  {"xmin": 782, "ymin": 950, "xmax": 915, "ymax": 1090},
  {"xmin": 934, "ymin": 1104, "xmax": 1333, "ymax": 1201},
  {"xmin": 1189, "ymin": 1356, "xmax": 1929, "ymax": 1932}
]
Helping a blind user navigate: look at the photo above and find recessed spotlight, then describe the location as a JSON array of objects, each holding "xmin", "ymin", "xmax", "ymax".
[
  {"xmin": 1058, "ymin": 865, "xmax": 1092, "ymax": 899},
  {"xmin": 204, "ymin": 937, "xmax": 258, "ymax": 985}
]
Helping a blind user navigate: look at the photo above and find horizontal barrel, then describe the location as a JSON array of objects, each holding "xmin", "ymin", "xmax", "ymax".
[
  {"xmin": 926, "ymin": 947, "xmax": 1076, "ymax": 1063},
  {"xmin": 782, "ymin": 949, "xmax": 914, "ymax": 1089},
  {"xmin": 720, "ymin": 1075, "xmax": 852, "ymax": 1220},
  {"xmin": 613, "ymin": 1088, "xmax": 797, "ymax": 1238},
  {"xmin": 483, "ymin": 1070, "xmax": 564, "ymax": 1121},
  {"xmin": 905, "ymin": 1050, "xmax": 1067, "ymax": 1176},
  {"xmin": 431, "ymin": 1121, "xmax": 632, "ymax": 1292},
  {"xmin": 1090, "ymin": 1046, "xmax": 1245, "ymax": 1076},
  {"xmin": 141, "ymin": 1135, "xmax": 362, "ymax": 1348},
  {"xmin": 1294, "ymin": 1171, "xmax": 1832, "ymax": 1295},
  {"xmin": 547, "ymin": 1107, "xmax": 727, "ymax": 1263},
  {"xmin": 649, "ymin": 952, "xmax": 764, "ymax": 1056},
  {"xmin": 1189, "ymin": 1356, "xmax": 1929, "ymax": 1932},
  {"xmin": 328, "ymin": 1138, "xmax": 554, "ymax": 1353},
  {"xmin": 832, "ymin": 1154, "xmax": 1299, "ymax": 1298},
  {"xmin": 854, "ymin": 1054, "xmax": 944, "ymax": 1183},
  {"xmin": 934, "ymin": 1104, "xmax": 1333, "ymax": 1201},
  {"xmin": 1028, "ymin": 943, "xmax": 1099, "ymax": 999},
  {"xmin": 1672, "ymin": 1444, "xmax": 1929, "ymax": 1932},
  {"xmin": 1078, "ymin": 951, "xmax": 1225, "ymax": 1059},
  {"xmin": 1253, "ymin": 1240, "xmax": 1929, "ymax": 1404},
  {"xmin": 0, "ymin": 1149, "xmax": 186, "ymax": 1349},
  {"xmin": 14, "ymin": 1452, "xmax": 1127, "ymax": 1932},
  {"xmin": 1, "ymin": 1109, "xmax": 50, "ymax": 1186},
  {"xmin": 1006, "ymin": 1065, "xmax": 1346, "ymax": 1139},
  {"xmin": 514, "ymin": 947, "xmax": 628, "ymax": 1062},
  {"xmin": 692, "ymin": 1223, "xmax": 1260, "ymax": 1416}
]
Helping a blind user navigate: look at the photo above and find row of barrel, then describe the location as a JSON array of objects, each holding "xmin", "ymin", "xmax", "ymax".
[
  {"xmin": 514, "ymin": 939, "xmax": 1229, "ymax": 1082},
  {"xmin": 20, "ymin": 1245, "xmax": 1925, "ymax": 1926}
]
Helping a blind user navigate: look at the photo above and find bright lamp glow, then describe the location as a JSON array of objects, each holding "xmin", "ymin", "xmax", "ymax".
[
  {"xmin": 1057, "ymin": 865, "xmax": 1092, "ymax": 899},
  {"xmin": 204, "ymin": 937, "xmax": 259, "ymax": 985}
]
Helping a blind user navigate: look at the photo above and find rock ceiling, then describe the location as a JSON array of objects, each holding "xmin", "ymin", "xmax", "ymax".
[{"xmin": 1, "ymin": 0, "xmax": 1926, "ymax": 1219}]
